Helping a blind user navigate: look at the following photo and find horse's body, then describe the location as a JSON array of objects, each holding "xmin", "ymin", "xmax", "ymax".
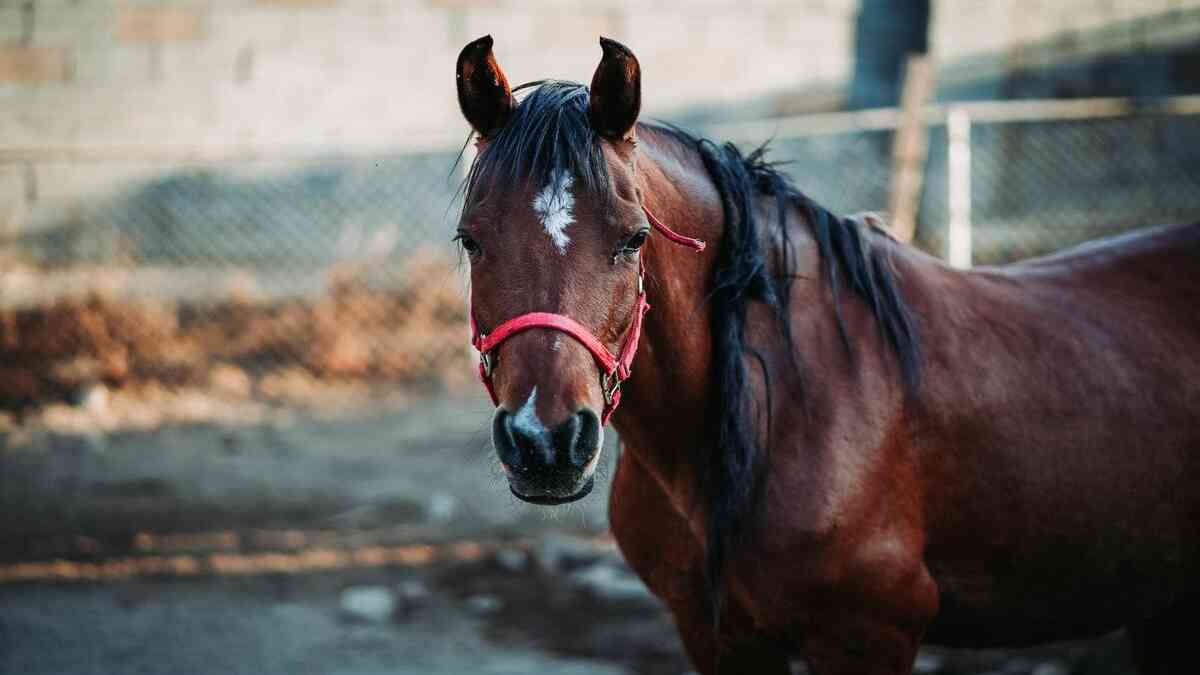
[
  {"xmin": 453, "ymin": 36, "xmax": 1200, "ymax": 674},
  {"xmin": 612, "ymin": 130, "xmax": 1200, "ymax": 670},
  {"xmin": 914, "ymin": 226, "xmax": 1200, "ymax": 646}
]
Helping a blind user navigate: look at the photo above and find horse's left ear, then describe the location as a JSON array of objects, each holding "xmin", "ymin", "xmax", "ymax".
[{"xmin": 588, "ymin": 37, "xmax": 641, "ymax": 142}]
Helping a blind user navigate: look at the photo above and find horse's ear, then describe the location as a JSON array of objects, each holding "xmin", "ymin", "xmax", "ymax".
[
  {"xmin": 456, "ymin": 35, "xmax": 514, "ymax": 139},
  {"xmin": 588, "ymin": 37, "xmax": 641, "ymax": 142}
]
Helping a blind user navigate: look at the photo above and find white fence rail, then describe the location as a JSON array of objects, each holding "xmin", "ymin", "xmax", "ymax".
[
  {"xmin": 708, "ymin": 94, "xmax": 1200, "ymax": 265},
  {"xmin": 2, "ymin": 95, "xmax": 1200, "ymax": 270}
]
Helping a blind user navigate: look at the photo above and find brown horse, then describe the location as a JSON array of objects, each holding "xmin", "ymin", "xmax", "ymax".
[{"xmin": 454, "ymin": 35, "xmax": 1200, "ymax": 675}]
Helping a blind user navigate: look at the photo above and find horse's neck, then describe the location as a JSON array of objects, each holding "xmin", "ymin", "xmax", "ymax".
[
  {"xmin": 611, "ymin": 127, "xmax": 871, "ymax": 507},
  {"xmin": 612, "ymin": 129, "xmax": 933, "ymax": 510},
  {"xmin": 608, "ymin": 131, "xmax": 730, "ymax": 508}
]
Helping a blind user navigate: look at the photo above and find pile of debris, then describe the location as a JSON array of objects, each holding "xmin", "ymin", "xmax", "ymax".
[{"xmin": 0, "ymin": 250, "xmax": 471, "ymax": 418}]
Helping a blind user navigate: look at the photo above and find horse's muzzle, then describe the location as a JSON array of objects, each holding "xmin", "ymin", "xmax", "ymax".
[
  {"xmin": 493, "ymin": 407, "xmax": 601, "ymax": 504},
  {"xmin": 509, "ymin": 476, "xmax": 594, "ymax": 505}
]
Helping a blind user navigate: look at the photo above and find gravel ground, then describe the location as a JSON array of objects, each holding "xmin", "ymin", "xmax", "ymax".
[
  {"xmin": 0, "ymin": 393, "xmax": 1139, "ymax": 674},
  {"xmin": 0, "ymin": 393, "xmax": 611, "ymax": 559},
  {"xmin": 0, "ymin": 570, "xmax": 637, "ymax": 675}
]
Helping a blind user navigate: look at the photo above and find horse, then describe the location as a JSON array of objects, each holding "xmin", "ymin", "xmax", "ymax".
[{"xmin": 452, "ymin": 35, "xmax": 1200, "ymax": 675}]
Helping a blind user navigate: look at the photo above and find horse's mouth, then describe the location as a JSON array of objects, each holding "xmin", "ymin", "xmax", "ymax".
[{"xmin": 509, "ymin": 476, "xmax": 594, "ymax": 505}]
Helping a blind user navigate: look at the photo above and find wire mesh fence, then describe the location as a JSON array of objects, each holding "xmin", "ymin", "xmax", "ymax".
[
  {"xmin": 0, "ymin": 149, "xmax": 475, "ymax": 422},
  {"xmin": 2, "ymin": 99, "xmax": 1200, "ymax": 421},
  {"xmin": 720, "ymin": 99, "xmax": 1200, "ymax": 263},
  {"xmin": 961, "ymin": 113, "xmax": 1200, "ymax": 261}
]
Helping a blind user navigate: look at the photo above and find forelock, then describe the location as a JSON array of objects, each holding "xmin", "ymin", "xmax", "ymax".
[{"xmin": 462, "ymin": 81, "xmax": 613, "ymax": 216}]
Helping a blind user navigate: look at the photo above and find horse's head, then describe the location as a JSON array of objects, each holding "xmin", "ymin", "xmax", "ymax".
[{"xmin": 454, "ymin": 36, "xmax": 664, "ymax": 505}]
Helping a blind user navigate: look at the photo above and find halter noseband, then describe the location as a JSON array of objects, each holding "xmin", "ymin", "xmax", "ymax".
[{"xmin": 469, "ymin": 206, "xmax": 705, "ymax": 424}]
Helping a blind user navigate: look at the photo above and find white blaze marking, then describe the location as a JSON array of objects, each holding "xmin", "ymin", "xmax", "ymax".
[
  {"xmin": 532, "ymin": 170, "xmax": 575, "ymax": 254},
  {"xmin": 512, "ymin": 387, "xmax": 545, "ymax": 441}
]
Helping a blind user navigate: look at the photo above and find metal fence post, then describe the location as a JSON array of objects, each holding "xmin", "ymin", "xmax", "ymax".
[{"xmin": 947, "ymin": 107, "xmax": 972, "ymax": 269}]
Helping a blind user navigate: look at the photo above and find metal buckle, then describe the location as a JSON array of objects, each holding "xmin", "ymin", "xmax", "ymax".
[
  {"xmin": 478, "ymin": 333, "xmax": 494, "ymax": 377},
  {"xmin": 601, "ymin": 371, "xmax": 622, "ymax": 405}
]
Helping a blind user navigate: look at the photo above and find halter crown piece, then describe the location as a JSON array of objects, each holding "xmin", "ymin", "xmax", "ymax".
[{"xmin": 469, "ymin": 206, "xmax": 706, "ymax": 424}]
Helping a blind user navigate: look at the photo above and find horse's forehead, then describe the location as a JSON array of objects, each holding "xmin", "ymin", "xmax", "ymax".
[
  {"xmin": 530, "ymin": 169, "xmax": 577, "ymax": 255},
  {"xmin": 523, "ymin": 168, "xmax": 625, "ymax": 254}
]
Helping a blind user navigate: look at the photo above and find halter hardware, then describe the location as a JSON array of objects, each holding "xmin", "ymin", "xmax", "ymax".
[
  {"xmin": 469, "ymin": 205, "xmax": 704, "ymax": 424},
  {"xmin": 601, "ymin": 370, "xmax": 622, "ymax": 406},
  {"xmin": 478, "ymin": 340, "xmax": 494, "ymax": 378}
]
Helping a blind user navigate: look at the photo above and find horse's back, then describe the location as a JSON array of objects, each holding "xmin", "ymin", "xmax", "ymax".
[
  {"xmin": 919, "ymin": 221, "xmax": 1200, "ymax": 647},
  {"xmin": 1002, "ymin": 221, "xmax": 1200, "ymax": 287},
  {"xmin": 991, "ymin": 221, "xmax": 1200, "ymax": 361}
]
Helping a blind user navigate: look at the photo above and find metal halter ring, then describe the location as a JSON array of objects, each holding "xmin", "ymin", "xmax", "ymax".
[
  {"xmin": 478, "ymin": 337, "xmax": 494, "ymax": 377},
  {"xmin": 601, "ymin": 371, "xmax": 622, "ymax": 405}
]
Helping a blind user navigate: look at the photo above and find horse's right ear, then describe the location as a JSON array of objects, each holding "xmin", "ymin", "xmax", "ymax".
[{"xmin": 456, "ymin": 35, "xmax": 514, "ymax": 139}]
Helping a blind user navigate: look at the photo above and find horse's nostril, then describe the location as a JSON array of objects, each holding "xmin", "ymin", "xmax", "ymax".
[
  {"xmin": 562, "ymin": 409, "xmax": 600, "ymax": 470},
  {"xmin": 551, "ymin": 411, "xmax": 582, "ymax": 466},
  {"xmin": 496, "ymin": 405, "xmax": 556, "ymax": 467},
  {"xmin": 492, "ymin": 410, "xmax": 523, "ymax": 469}
]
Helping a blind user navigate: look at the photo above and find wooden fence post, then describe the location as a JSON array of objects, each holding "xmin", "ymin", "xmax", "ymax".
[
  {"xmin": 886, "ymin": 54, "xmax": 933, "ymax": 243},
  {"xmin": 946, "ymin": 107, "xmax": 972, "ymax": 268}
]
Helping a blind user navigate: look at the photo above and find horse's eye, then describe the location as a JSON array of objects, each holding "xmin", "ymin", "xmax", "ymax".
[
  {"xmin": 622, "ymin": 230, "xmax": 649, "ymax": 254},
  {"xmin": 454, "ymin": 232, "xmax": 481, "ymax": 258}
]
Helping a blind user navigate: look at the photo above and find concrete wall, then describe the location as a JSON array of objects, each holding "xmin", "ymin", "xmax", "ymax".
[
  {"xmin": 0, "ymin": 0, "xmax": 858, "ymax": 151},
  {"xmin": 933, "ymin": 0, "xmax": 1200, "ymax": 65},
  {"xmin": 0, "ymin": 0, "xmax": 861, "ymax": 242},
  {"xmin": 3, "ymin": 0, "xmax": 1199, "ymax": 259},
  {"xmin": 4, "ymin": 0, "xmax": 1199, "ymax": 150},
  {"xmin": 931, "ymin": 0, "xmax": 1200, "ymax": 98}
]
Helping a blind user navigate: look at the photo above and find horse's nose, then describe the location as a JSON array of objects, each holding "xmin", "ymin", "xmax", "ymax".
[{"xmin": 493, "ymin": 406, "xmax": 601, "ymax": 478}]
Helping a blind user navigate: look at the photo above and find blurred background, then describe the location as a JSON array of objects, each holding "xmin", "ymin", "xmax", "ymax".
[{"xmin": 1, "ymin": 1, "xmax": 1199, "ymax": 673}]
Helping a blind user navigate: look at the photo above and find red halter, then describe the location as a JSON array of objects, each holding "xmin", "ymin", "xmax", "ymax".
[{"xmin": 469, "ymin": 206, "xmax": 705, "ymax": 424}]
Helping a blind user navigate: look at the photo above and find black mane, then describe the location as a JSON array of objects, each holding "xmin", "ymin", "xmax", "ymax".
[
  {"xmin": 650, "ymin": 123, "xmax": 921, "ymax": 619},
  {"xmin": 459, "ymin": 81, "xmax": 921, "ymax": 619},
  {"xmin": 463, "ymin": 81, "xmax": 613, "ymax": 213}
]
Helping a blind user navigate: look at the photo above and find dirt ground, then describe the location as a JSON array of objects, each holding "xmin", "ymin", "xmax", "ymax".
[{"xmin": 0, "ymin": 393, "xmax": 1140, "ymax": 674}]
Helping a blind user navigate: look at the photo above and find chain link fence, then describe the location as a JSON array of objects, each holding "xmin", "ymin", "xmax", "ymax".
[
  {"xmin": 960, "ymin": 113, "xmax": 1200, "ymax": 261},
  {"xmin": 2, "ymin": 98, "xmax": 1200, "ymax": 422},
  {"xmin": 719, "ymin": 97, "xmax": 1200, "ymax": 263},
  {"xmin": 0, "ymin": 147, "xmax": 475, "ymax": 424}
]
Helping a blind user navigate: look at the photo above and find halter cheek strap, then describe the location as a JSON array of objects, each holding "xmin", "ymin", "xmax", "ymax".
[{"xmin": 469, "ymin": 205, "xmax": 704, "ymax": 424}]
